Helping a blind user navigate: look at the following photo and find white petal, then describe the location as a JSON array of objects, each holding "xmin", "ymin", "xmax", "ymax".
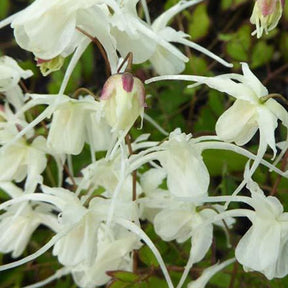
[{"xmin": 216, "ymin": 100, "xmax": 258, "ymax": 145}]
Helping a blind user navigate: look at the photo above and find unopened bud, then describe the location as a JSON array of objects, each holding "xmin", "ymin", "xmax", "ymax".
[
  {"xmin": 100, "ymin": 72, "xmax": 146, "ymax": 131},
  {"xmin": 250, "ymin": 0, "xmax": 284, "ymax": 38},
  {"xmin": 36, "ymin": 55, "xmax": 64, "ymax": 76}
]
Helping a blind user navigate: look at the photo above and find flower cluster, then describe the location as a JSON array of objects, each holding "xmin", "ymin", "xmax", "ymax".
[{"xmin": 0, "ymin": 0, "xmax": 287, "ymax": 288}]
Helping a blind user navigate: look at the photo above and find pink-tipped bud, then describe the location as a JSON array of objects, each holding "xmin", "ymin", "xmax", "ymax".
[
  {"xmin": 36, "ymin": 56, "xmax": 64, "ymax": 76},
  {"xmin": 122, "ymin": 72, "xmax": 134, "ymax": 92},
  {"xmin": 100, "ymin": 72, "xmax": 146, "ymax": 131},
  {"xmin": 250, "ymin": 0, "xmax": 284, "ymax": 38}
]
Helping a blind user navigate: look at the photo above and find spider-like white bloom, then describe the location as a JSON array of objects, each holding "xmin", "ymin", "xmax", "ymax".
[
  {"xmin": 0, "ymin": 183, "xmax": 58, "ymax": 258},
  {"xmin": 235, "ymin": 180, "xmax": 288, "ymax": 279},
  {"xmin": 0, "ymin": 136, "xmax": 48, "ymax": 193},
  {"xmin": 0, "ymin": 0, "xmax": 118, "ymax": 78},
  {"xmin": 146, "ymin": 63, "xmax": 288, "ymax": 157},
  {"xmin": 110, "ymin": 0, "xmax": 232, "ymax": 75},
  {"xmin": 21, "ymin": 94, "xmax": 112, "ymax": 155}
]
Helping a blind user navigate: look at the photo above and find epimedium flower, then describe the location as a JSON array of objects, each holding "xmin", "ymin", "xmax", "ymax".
[
  {"xmin": 149, "ymin": 0, "xmax": 232, "ymax": 75},
  {"xmin": 78, "ymin": 155, "xmax": 142, "ymax": 201},
  {"xmin": 146, "ymin": 63, "xmax": 288, "ymax": 158},
  {"xmin": 158, "ymin": 129, "xmax": 209, "ymax": 199},
  {"xmin": 0, "ymin": 136, "xmax": 48, "ymax": 193},
  {"xmin": 110, "ymin": 0, "xmax": 232, "ymax": 75},
  {"xmin": 250, "ymin": 0, "xmax": 285, "ymax": 38},
  {"xmin": 130, "ymin": 129, "xmax": 210, "ymax": 200},
  {"xmin": 0, "ymin": 182, "xmax": 59, "ymax": 258},
  {"xmin": 235, "ymin": 180, "xmax": 288, "ymax": 280},
  {"xmin": 0, "ymin": 185, "xmax": 146, "ymax": 288},
  {"xmin": 18, "ymin": 93, "xmax": 112, "ymax": 156},
  {"xmin": 0, "ymin": 0, "xmax": 118, "ymax": 78}
]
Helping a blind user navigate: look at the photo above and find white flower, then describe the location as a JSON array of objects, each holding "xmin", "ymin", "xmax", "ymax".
[
  {"xmin": 71, "ymin": 223, "xmax": 141, "ymax": 288},
  {"xmin": 0, "ymin": 203, "xmax": 41, "ymax": 258},
  {"xmin": 110, "ymin": 0, "xmax": 232, "ymax": 75},
  {"xmin": 235, "ymin": 182, "xmax": 288, "ymax": 279},
  {"xmin": 152, "ymin": 129, "xmax": 209, "ymax": 199},
  {"xmin": 149, "ymin": 0, "xmax": 232, "ymax": 74},
  {"xmin": 0, "ymin": 183, "xmax": 58, "ymax": 258},
  {"xmin": 25, "ymin": 94, "xmax": 112, "ymax": 155},
  {"xmin": 0, "ymin": 136, "xmax": 47, "ymax": 193},
  {"xmin": 139, "ymin": 168, "xmax": 169, "ymax": 222},
  {"xmin": 250, "ymin": 0, "xmax": 284, "ymax": 38},
  {"xmin": 146, "ymin": 63, "xmax": 288, "ymax": 156},
  {"xmin": 1, "ymin": 0, "xmax": 118, "ymax": 75},
  {"xmin": 10, "ymin": 0, "xmax": 100, "ymax": 59},
  {"xmin": 80, "ymin": 156, "xmax": 142, "ymax": 201}
]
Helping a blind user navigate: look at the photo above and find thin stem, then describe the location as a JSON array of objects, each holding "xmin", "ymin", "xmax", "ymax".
[
  {"xmin": 260, "ymin": 93, "xmax": 288, "ymax": 105},
  {"xmin": 125, "ymin": 134, "xmax": 137, "ymax": 201},
  {"xmin": 76, "ymin": 26, "xmax": 111, "ymax": 76},
  {"xmin": 117, "ymin": 52, "xmax": 133, "ymax": 73},
  {"xmin": 72, "ymin": 87, "xmax": 98, "ymax": 99},
  {"xmin": 228, "ymin": 262, "xmax": 238, "ymax": 288}
]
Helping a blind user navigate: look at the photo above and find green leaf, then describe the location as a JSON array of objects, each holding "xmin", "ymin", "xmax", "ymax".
[
  {"xmin": 138, "ymin": 246, "xmax": 160, "ymax": 268},
  {"xmin": 184, "ymin": 56, "xmax": 210, "ymax": 77},
  {"xmin": 203, "ymin": 150, "xmax": 247, "ymax": 177},
  {"xmin": 0, "ymin": 0, "xmax": 9, "ymax": 19},
  {"xmin": 279, "ymin": 32, "xmax": 288, "ymax": 61},
  {"xmin": 208, "ymin": 89, "xmax": 225, "ymax": 117},
  {"xmin": 108, "ymin": 280, "xmax": 135, "ymax": 288},
  {"xmin": 221, "ymin": 0, "xmax": 249, "ymax": 10},
  {"xmin": 225, "ymin": 25, "xmax": 252, "ymax": 62},
  {"xmin": 147, "ymin": 276, "xmax": 169, "ymax": 288},
  {"xmin": 187, "ymin": 3, "xmax": 210, "ymax": 41},
  {"xmin": 193, "ymin": 105, "xmax": 218, "ymax": 133},
  {"xmin": 251, "ymin": 41, "xmax": 273, "ymax": 68}
]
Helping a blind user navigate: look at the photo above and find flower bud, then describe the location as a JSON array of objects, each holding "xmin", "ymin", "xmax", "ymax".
[
  {"xmin": 36, "ymin": 56, "xmax": 64, "ymax": 76},
  {"xmin": 250, "ymin": 0, "xmax": 285, "ymax": 38},
  {"xmin": 100, "ymin": 72, "xmax": 146, "ymax": 132}
]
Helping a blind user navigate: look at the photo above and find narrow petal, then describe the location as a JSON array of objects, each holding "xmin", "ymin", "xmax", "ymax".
[
  {"xmin": 257, "ymin": 104, "xmax": 278, "ymax": 155},
  {"xmin": 241, "ymin": 62, "xmax": 268, "ymax": 97}
]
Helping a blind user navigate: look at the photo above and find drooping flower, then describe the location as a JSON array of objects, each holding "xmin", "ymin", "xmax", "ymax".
[
  {"xmin": 70, "ymin": 223, "xmax": 141, "ymax": 288},
  {"xmin": 0, "ymin": 183, "xmax": 58, "ymax": 258},
  {"xmin": 158, "ymin": 129, "xmax": 210, "ymax": 199},
  {"xmin": 146, "ymin": 63, "xmax": 288, "ymax": 157},
  {"xmin": 110, "ymin": 0, "xmax": 232, "ymax": 75},
  {"xmin": 0, "ymin": 0, "xmax": 118, "ymax": 76},
  {"xmin": 21, "ymin": 93, "xmax": 112, "ymax": 155},
  {"xmin": 250, "ymin": 0, "xmax": 285, "ymax": 38},
  {"xmin": 79, "ymin": 155, "xmax": 142, "ymax": 201},
  {"xmin": 0, "ymin": 136, "xmax": 48, "ymax": 193},
  {"xmin": 235, "ymin": 181, "xmax": 288, "ymax": 279}
]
